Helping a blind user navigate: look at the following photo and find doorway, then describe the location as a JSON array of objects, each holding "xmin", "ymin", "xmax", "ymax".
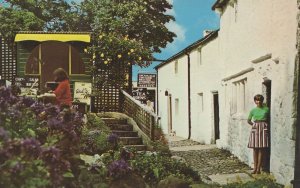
[
  {"xmin": 262, "ymin": 79, "xmax": 271, "ymax": 172},
  {"xmin": 213, "ymin": 92, "xmax": 220, "ymax": 143}
]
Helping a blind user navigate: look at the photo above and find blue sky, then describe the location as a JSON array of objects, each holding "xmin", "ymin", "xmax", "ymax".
[{"xmin": 133, "ymin": 0, "xmax": 220, "ymax": 81}]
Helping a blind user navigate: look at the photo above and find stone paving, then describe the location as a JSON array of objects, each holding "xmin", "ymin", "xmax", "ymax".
[{"xmin": 167, "ymin": 136, "xmax": 253, "ymax": 185}]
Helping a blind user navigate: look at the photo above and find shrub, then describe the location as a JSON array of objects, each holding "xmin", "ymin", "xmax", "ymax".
[
  {"xmin": 0, "ymin": 86, "xmax": 84, "ymax": 187},
  {"xmin": 223, "ymin": 175, "xmax": 283, "ymax": 188},
  {"xmin": 130, "ymin": 153, "xmax": 200, "ymax": 187}
]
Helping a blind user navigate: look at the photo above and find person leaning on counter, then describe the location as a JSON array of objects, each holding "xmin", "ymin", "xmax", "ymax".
[{"xmin": 52, "ymin": 68, "xmax": 72, "ymax": 108}]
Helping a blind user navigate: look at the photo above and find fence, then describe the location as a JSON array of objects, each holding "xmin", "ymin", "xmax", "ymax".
[
  {"xmin": 120, "ymin": 89, "xmax": 159, "ymax": 140},
  {"xmin": 0, "ymin": 36, "xmax": 17, "ymax": 82}
]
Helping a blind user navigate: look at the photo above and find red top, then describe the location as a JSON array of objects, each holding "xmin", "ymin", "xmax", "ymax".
[{"xmin": 54, "ymin": 79, "xmax": 72, "ymax": 106}]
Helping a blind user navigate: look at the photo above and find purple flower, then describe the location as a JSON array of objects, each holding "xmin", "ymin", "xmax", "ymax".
[
  {"xmin": 47, "ymin": 117, "xmax": 63, "ymax": 129},
  {"xmin": 108, "ymin": 159, "xmax": 132, "ymax": 178},
  {"xmin": 21, "ymin": 138, "xmax": 41, "ymax": 150},
  {"xmin": 0, "ymin": 99, "xmax": 7, "ymax": 110},
  {"xmin": 44, "ymin": 105, "xmax": 60, "ymax": 117},
  {"xmin": 0, "ymin": 127, "xmax": 9, "ymax": 141},
  {"xmin": 41, "ymin": 147, "xmax": 61, "ymax": 163},
  {"xmin": 0, "ymin": 86, "xmax": 11, "ymax": 99},
  {"xmin": 22, "ymin": 96, "xmax": 35, "ymax": 107},
  {"xmin": 107, "ymin": 133, "xmax": 119, "ymax": 144},
  {"xmin": 30, "ymin": 102, "xmax": 45, "ymax": 115},
  {"xmin": 11, "ymin": 162, "xmax": 24, "ymax": 174},
  {"xmin": 7, "ymin": 107, "xmax": 22, "ymax": 119}
]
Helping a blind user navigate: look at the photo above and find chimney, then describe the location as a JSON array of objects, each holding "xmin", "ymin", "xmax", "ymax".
[{"xmin": 203, "ymin": 30, "xmax": 213, "ymax": 37}]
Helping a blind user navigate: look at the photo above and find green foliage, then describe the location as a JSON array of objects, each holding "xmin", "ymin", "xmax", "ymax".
[
  {"xmin": 223, "ymin": 175, "xmax": 283, "ymax": 188},
  {"xmin": 85, "ymin": 0, "xmax": 176, "ymax": 67},
  {"xmin": 86, "ymin": 113, "xmax": 110, "ymax": 133},
  {"xmin": 0, "ymin": 7, "xmax": 44, "ymax": 39},
  {"xmin": 130, "ymin": 153, "xmax": 200, "ymax": 187},
  {"xmin": 77, "ymin": 167, "xmax": 109, "ymax": 188},
  {"xmin": 81, "ymin": 128, "xmax": 111, "ymax": 155}
]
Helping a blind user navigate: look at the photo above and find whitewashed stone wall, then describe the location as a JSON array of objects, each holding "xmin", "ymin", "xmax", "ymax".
[
  {"xmin": 157, "ymin": 55, "xmax": 189, "ymax": 139},
  {"xmin": 190, "ymin": 36, "xmax": 224, "ymax": 144},
  {"xmin": 216, "ymin": 0, "xmax": 298, "ymax": 185}
]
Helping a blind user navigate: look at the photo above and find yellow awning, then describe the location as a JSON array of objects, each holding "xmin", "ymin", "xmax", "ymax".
[{"xmin": 15, "ymin": 33, "xmax": 91, "ymax": 43}]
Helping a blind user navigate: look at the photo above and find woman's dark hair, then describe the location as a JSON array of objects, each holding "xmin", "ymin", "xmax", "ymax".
[
  {"xmin": 254, "ymin": 94, "xmax": 264, "ymax": 102},
  {"xmin": 53, "ymin": 68, "xmax": 69, "ymax": 82}
]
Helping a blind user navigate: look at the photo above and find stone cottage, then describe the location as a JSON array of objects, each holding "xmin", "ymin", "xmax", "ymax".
[
  {"xmin": 213, "ymin": 0, "xmax": 298, "ymax": 185},
  {"xmin": 156, "ymin": 0, "xmax": 299, "ymax": 185},
  {"xmin": 155, "ymin": 30, "xmax": 222, "ymax": 144}
]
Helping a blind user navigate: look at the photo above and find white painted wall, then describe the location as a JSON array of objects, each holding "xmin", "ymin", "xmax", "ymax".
[
  {"xmin": 216, "ymin": 0, "xmax": 298, "ymax": 185},
  {"xmin": 157, "ymin": 55, "xmax": 189, "ymax": 138},
  {"xmin": 190, "ymin": 36, "xmax": 224, "ymax": 144}
]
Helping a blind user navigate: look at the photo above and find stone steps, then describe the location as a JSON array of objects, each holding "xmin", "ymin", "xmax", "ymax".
[
  {"xmin": 109, "ymin": 124, "xmax": 133, "ymax": 131},
  {"xmin": 119, "ymin": 137, "xmax": 143, "ymax": 145},
  {"xmin": 102, "ymin": 117, "xmax": 146, "ymax": 151},
  {"xmin": 124, "ymin": 145, "xmax": 147, "ymax": 151},
  {"xmin": 112, "ymin": 130, "xmax": 138, "ymax": 137},
  {"xmin": 102, "ymin": 118, "xmax": 127, "ymax": 125}
]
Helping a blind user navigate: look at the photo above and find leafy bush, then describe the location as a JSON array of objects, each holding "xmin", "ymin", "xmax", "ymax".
[
  {"xmin": 130, "ymin": 153, "xmax": 200, "ymax": 187},
  {"xmin": 80, "ymin": 128, "xmax": 111, "ymax": 154},
  {"xmin": 223, "ymin": 175, "xmax": 283, "ymax": 188},
  {"xmin": 0, "ymin": 86, "xmax": 84, "ymax": 187}
]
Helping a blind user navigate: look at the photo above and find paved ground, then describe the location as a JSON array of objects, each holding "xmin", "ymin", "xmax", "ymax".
[{"xmin": 166, "ymin": 135, "xmax": 254, "ymax": 185}]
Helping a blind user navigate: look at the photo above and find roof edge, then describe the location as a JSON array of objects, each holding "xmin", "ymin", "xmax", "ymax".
[
  {"xmin": 155, "ymin": 30, "xmax": 219, "ymax": 70},
  {"xmin": 212, "ymin": 0, "xmax": 230, "ymax": 10}
]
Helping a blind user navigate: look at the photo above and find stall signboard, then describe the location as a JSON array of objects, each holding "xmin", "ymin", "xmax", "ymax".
[
  {"xmin": 137, "ymin": 73, "xmax": 156, "ymax": 88},
  {"xmin": 74, "ymin": 82, "xmax": 92, "ymax": 105},
  {"xmin": 132, "ymin": 88, "xmax": 147, "ymax": 103},
  {"xmin": 14, "ymin": 76, "xmax": 40, "ymax": 95}
]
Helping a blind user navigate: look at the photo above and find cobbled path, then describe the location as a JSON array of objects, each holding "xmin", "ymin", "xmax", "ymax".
[{"xmin": 169, "ymin": 139, "xmax": 251, "ymax": 181}]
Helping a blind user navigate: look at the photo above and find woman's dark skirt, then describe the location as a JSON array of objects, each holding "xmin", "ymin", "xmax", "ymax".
[{"xmin": 248, "ymin": 121, "xmax": 269, "ymax": 148}]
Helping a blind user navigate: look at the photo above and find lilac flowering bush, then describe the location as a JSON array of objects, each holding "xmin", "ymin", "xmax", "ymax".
[
  {"xmin": 0, "ymin": 86, "xmax": 84, "ymax": 187},
  {"xmin": 108, "ymin": 159, "xmax": 132, "ymax": 179}
]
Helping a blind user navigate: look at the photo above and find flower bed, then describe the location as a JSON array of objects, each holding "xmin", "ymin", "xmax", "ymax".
[{"xmin": 0, "ymin": 86, "xmax": 200, "ymax": 187}]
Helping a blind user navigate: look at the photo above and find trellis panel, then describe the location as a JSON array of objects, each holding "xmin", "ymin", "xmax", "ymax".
[
  {"xmin": 0, "ymin": 37, "xmax": 17, "ymax": 82},
  {"xmin": 92, "ymin": 62, "xmax": 132, "ymax": 112}
]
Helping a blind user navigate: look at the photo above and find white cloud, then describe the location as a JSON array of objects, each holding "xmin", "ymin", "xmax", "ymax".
[
  {"xmin": 166, "ymin": 21, "xmax": 186, "ymax": 42},
  {"xmin": 163, "ymin": 0, "xmax": 186, "ymax": 53},
  {"xmin": 166, "ymin": 0, "xmax": 174, "ymax": 5}
]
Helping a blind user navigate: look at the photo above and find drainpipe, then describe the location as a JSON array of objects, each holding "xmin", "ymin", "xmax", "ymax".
[
  {"xmin": 186, "ymin": 52, "xmax": 191, "ymax": 139},
  {"xmin": 156, "ymin": 70, "xmax": 159, "ymax": 115},
  {"xmin": 292, "ymin": 56, "xmax": 300, "ymax": 187}
]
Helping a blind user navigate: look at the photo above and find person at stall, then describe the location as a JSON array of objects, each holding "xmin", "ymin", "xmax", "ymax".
[{"xmin": 52, "ymin": 68, "xmax": 72, "ymax": 108}]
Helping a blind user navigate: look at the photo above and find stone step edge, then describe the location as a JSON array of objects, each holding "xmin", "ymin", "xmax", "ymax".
[
  {"xmin": 113, "ymin": 130, "xmax": 137, "ymax": 133},
  {"xmin": 119, "ymin": 137, "xmax": 142, "ymax": 139}
]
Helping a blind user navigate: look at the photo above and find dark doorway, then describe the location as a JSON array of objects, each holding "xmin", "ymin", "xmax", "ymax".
[
  {"xmin": 262, "ymin": 79, "xmax": 271, "ymax": 172},
  {"xmin": 213, "ymin": 92, "xmax": 220, "ymax": 142}
]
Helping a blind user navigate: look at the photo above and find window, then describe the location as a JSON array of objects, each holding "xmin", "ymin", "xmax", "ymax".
[
  {"xmin": 197, "ymin": 93, "xmax": 204, "ymax": 112},
  {"xmin": 174, "ymin": 60, "xmax": 178, "ymax": 74},
  {"xmin": 197, "ymin": 48, "xmax": 202, "ymax": 66},
  {"xmin": 234, "ymin": 1, "xmax": 238, "ymax": 22},
  {"xmin": 175, "ymin": 98, "xmax": 179, "ymax": 116},
  {"xmin": 231, "ymin": 79, "xmax": 247, "ymax": 114}
]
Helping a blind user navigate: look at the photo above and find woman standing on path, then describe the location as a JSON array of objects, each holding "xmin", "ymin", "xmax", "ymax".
[{"xmin": 247, "ymin": 94, "xmax": 270, "ymax": 174}]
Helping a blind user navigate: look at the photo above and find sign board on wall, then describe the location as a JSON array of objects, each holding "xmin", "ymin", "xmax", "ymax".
[
  {"xmin": 74, "ymin": 82, "xmax": 92, "ymax": 104},
  {"xmin": 137, "ymin": 73, "xmax": 156, "ymax": 88},
  {"xmin": 14, "ymin": 76, "xmax": 40, "ymax": 95}
]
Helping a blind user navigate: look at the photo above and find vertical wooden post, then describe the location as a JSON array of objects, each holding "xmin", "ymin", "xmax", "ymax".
[{"xmin": 150, "ymin": 115, "xmax": 154, "ymax": 140}]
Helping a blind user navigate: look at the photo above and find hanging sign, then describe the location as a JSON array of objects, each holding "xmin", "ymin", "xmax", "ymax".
[
  {"xmin": 137, "ymin": 73, "xmax": 156, "ymax": 88},
  {"xmin": 74, "ymin": 82, "xmax": 92, "ymax": 104}
]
